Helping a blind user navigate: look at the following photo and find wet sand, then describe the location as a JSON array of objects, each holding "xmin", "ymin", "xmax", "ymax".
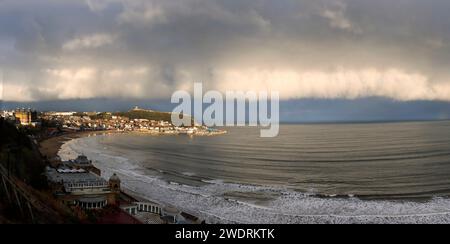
[{"xmin": 39, "ymin": 130, "xmax": 123, "ymax": 160}]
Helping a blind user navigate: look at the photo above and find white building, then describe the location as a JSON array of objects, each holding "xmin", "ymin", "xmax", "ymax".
[
  {"xmin": 1, "ymin": 110, "xmax": 14, "ymax": 118},
  {"xmin": 45, "ymin": 166, "xmax": 116, "ymax": 210}
]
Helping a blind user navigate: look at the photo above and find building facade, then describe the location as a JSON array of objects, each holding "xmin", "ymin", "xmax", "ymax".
[
  {"xmin": 46, "ymin": 165, "xmax": 120, "ymax": 210},
  {"xmin": 14, "ymin": 108, "xmax": 38, "ymax": 125},
  {"xmin": 63, "ymin": 155, "xmax": 101, "ymax": 176}
]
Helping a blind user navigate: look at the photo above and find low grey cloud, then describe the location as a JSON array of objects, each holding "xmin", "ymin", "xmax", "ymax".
[{"xmin": 1, "ymin": 0, "xmax": 450, "ymax": 102}]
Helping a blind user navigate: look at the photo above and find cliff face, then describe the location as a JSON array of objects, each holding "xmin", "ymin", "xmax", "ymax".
[
  {"xmin": 0, "ymin": 118, "xmax": 47, "ymax": 188},
  {"xmin": 0, "ymin": 118, "xmax": 72, "ymax": 224}
]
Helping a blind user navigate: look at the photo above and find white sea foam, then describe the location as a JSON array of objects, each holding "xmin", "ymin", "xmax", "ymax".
[{"xmin": 59, "ymin": 136, "xmax": 450, "ymax": 224}]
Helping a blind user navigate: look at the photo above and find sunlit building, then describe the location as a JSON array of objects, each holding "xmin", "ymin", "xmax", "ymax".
[{"xmin": 14, "ymin": 108, "xmax": 38, "ymax": 125}]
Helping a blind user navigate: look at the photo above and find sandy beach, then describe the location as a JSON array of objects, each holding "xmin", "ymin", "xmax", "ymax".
[{"xmin": 39, "ymin": 130, "xmax": 123, "ymax": 160}]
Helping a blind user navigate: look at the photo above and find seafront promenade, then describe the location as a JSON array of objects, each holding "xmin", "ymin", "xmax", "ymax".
[{"xmin": 38, "ymin": 130, "xmax": 204, "ymax": 224}]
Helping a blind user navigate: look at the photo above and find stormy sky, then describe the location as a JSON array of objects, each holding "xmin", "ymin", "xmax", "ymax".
[{"xmin": 1, "ymin": 0, "xmax": 450, "ymax": 121}]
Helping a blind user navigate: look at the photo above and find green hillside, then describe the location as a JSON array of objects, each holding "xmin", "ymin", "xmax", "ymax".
[
  {"xmin": 76, "ymin": 108, "xmax": 194, "ymax": 125},
  {"xmin": 113, "ymin": 110, "xmax": 173, "ymax": 122}
]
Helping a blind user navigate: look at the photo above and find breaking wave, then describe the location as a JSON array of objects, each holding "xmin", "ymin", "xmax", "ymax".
[{"xmin": 58, "ymin": 134, "xmax": 450, "ymax": 224}]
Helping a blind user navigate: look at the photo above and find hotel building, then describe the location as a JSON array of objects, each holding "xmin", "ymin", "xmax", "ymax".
[{"xmin": 14, "ymin": 108, "xmax": 38, "ymax": 126}]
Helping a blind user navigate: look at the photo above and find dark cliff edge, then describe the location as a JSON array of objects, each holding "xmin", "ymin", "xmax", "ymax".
[
  {"xmin": 0, "ymin": 118, "xmax": 47, "ymax": 187},
  {"xmin": 0, "ymin": 118, "xmax": 75, "ymax": 224}
]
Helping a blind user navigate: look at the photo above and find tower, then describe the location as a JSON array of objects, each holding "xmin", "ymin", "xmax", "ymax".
[
  {"xmin": 108, "ymin": 173, "xmax": 121, "ymax": 206},
  {"xmin": 109, "ymin": 173, "xmax": 121, "ymax": 193}
]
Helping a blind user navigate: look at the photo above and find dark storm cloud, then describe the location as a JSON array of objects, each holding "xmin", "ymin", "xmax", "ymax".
[{"xmin": 1, "ymin": 0, "xmax": 450, "ymax": 102}]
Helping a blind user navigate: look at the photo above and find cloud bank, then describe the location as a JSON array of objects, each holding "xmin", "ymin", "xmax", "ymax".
[{"xmin": 1, "ymin": 0, "xmax": 450, "ymax": 102}]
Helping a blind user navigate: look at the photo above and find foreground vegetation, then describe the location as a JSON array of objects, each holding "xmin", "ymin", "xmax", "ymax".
[{"xmin": 0, "ymin": 118, "xmax": 75, "ymax": 223}]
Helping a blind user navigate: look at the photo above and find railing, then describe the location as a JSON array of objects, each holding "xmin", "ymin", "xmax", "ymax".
[{"xmin": 0, "ymin": 163, "xmax": 43, "ymax": 223}]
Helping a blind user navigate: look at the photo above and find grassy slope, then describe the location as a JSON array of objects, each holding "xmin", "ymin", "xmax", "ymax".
[
  {"xmin": 91, "ymin": 109, "xmax": 193, "ymax": 125},
  {"xmin": 113, "ymin": 110, "xmax": 173, "ymax": 122},
  {"xmin": 0, "ymin": 118, "xmax": 73, "ymax": 223}
]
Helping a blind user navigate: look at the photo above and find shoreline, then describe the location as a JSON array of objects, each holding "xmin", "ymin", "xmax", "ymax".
[
  {"xmin": 39, "ymin": 128, "xmax": 227, "ymax": 160},
  {"xmin": 47, "ymin": 129, "xmax": 450, "ymax": 224},
  {"xmin": 39, "ymin": 130, "xmax": 125, "ymax": 160},
  {"xmin": 47, "ymin": 131, "xmax": 207, "ymax": 224}
]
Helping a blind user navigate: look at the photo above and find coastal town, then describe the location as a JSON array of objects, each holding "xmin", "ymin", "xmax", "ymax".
[
  {"xmin": 1, "ymin": 106, "xmax": 226, "ymax": 136},
  {"xmin": 0, "ymin": 106, "xmax": 223, "ymax": 224}
]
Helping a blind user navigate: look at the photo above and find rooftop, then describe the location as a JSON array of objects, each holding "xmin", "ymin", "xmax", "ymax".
[
  {"xmin": 46, "ymin": 167, "xmax": 107, "ymax": 186},
  {"xmin": 73, "ymin": 155, "xmax": 91, "ymax": 165}
]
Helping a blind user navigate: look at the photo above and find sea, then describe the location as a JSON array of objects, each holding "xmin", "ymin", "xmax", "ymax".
[{"xmin": 58, "ymin": 121, "xmax": 450, "ymax": 224}]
